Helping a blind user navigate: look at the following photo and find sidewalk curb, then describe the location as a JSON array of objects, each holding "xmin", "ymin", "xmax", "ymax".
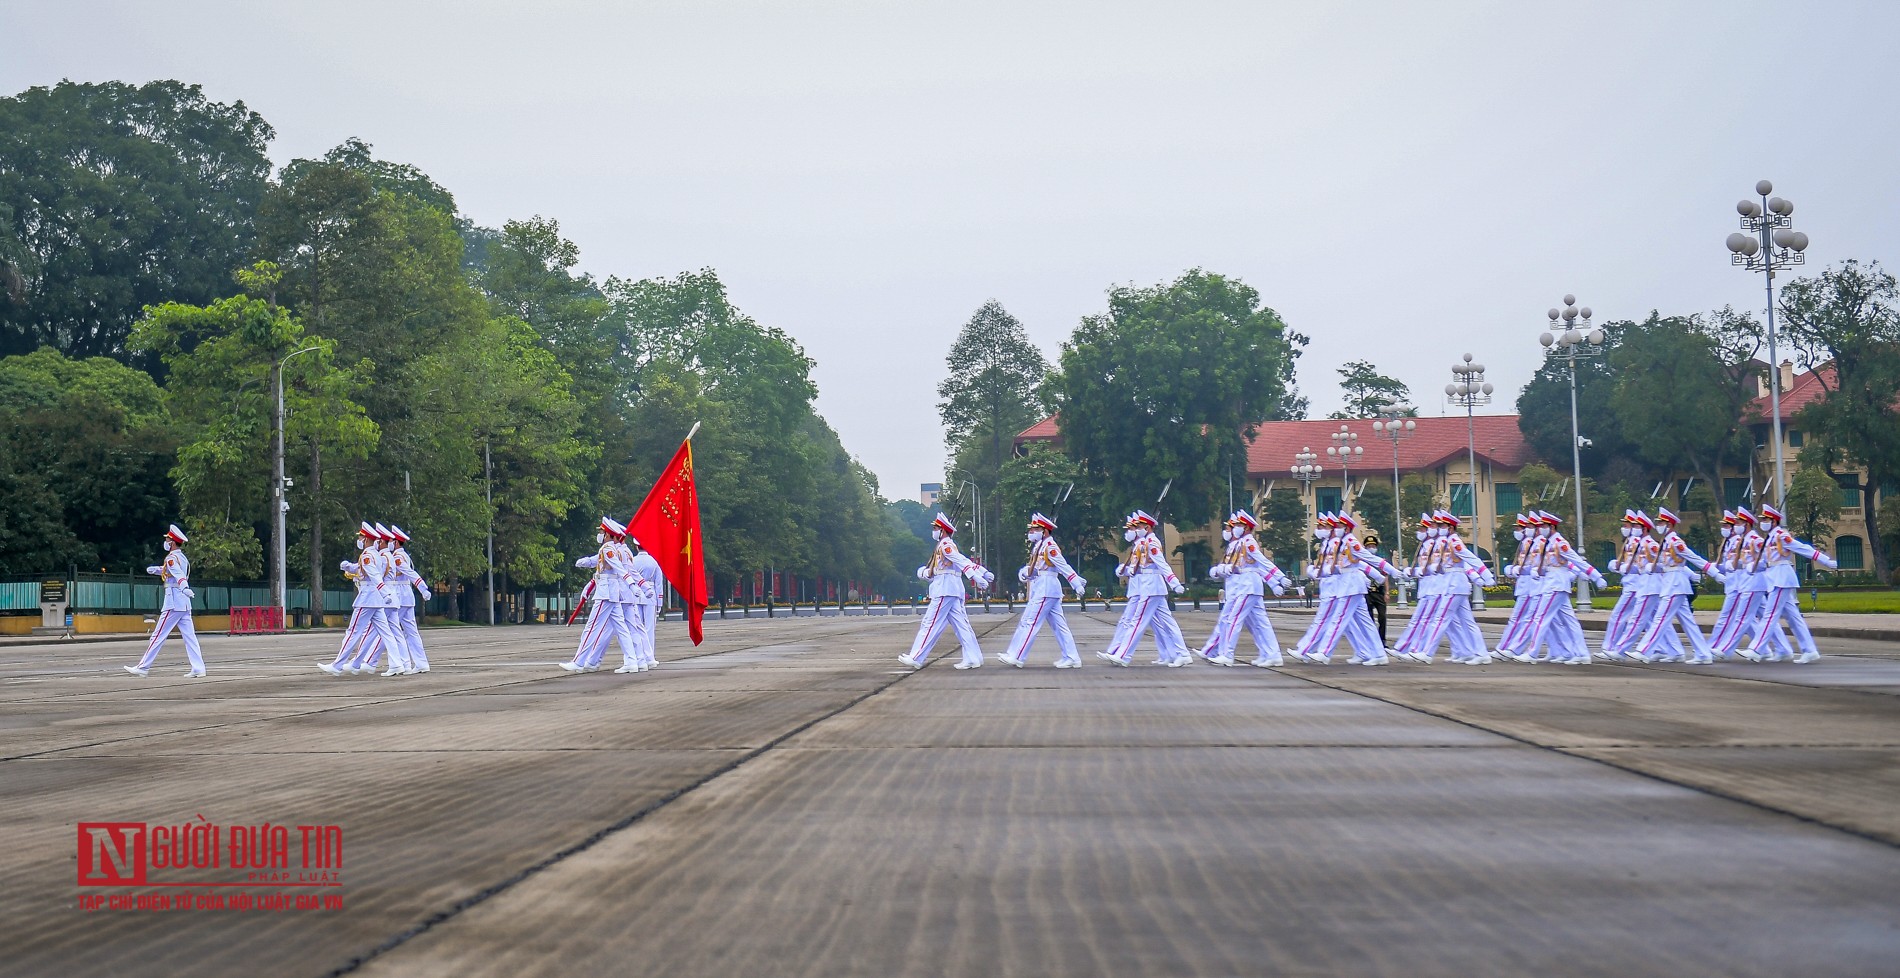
[{"xmin": 1270, "ymin": 605, "xmax": 1900, "ymax": 642}]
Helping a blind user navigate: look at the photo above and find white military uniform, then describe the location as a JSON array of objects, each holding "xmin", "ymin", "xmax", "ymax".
[
  {"xmin": 1504, "ymin": 514, "xmax": 1602, "ymax": 664},
  {"xmin": 904, "ymin": 514, "xmax": 993, "ymax": 669},
  {"xmin": 1737, "ymin": 506, "xmax": 1835, "ymax": 663},
  {"xmin": 352, "ymin": 524, "xmax": 421, "ymax": 675},
  {"xmin": 129, "ymin": 525, "xmax": 205, "ymax": 677},
  {"xmin": 1633, "ymin": 508, "xmax": 1714, "ymax": 663},
  {"xmin": 629, "ymin": 543, "xmax": 665, "ymax": 669},
  {"xmin": 324, "ymin": 524, "xmax": 408, "ymax": 676},
  {"xmin": 1603, "ymin": 515, "xmax": 1668, "ymax": 659},
  {"xmin": 1706, "ymin": 510, "xmax": 1786, "ymax": 658},
  {"xmin": 1099, "ymin": 513, "xmax": 1190, "ymax": 666},
  {"xmin": 1199, "ymin": 511, "xmax": 1291, "ymax": 667},
  {"xmin": 1297, "ymin": 514, "xmax": 1403, "ymax": 665},
  {"xmin": 567, "ymin": 519, "xmax": 654, "ymax": 673},
  {"xmin": 998, "ymin": 515, "xmax": 1087, "ymax": 668},
  {"xmin": 388, "ymin": 530, "xmax": 432, "ymax": 671}
]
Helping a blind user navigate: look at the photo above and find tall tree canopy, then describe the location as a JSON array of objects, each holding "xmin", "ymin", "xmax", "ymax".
[
  {"xmin": 1779, "ymin": 259, "xmax": 1900, "ymax": 581},
  {"xmin": 0, "ymin": 81, "xmax": 274, "ymax": 362},
  {"xmin": 1608, "ymin": 308, "xmax": 1763, "ymax": 516},
  {"xmin": 936, "ymin": 299, "xmax": 1048, "ymax": 569},
  {"xmin": 1053, "ymin": 269, "xmax": 1306, "ymax": 528},
  {"xmin": 1329, "ymin": 360, "xmax": 1411, "ymax": 419}
]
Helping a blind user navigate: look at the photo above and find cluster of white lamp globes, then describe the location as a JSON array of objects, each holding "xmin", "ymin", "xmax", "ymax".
[
  {"xmin": 1291, "ymin": 448, "xmax": 1322, "ymax": 483},
  {"xmin": 1541, "ymin": 295, "xmax": 1606, "ymax": 351},
  {"xmin": 1725, "ymin": 181, "xmax": 1809, "ymax": 267},
  {"xmin": 1445, "ymin": 354, "xmax": 1494, "ymax": 401}
]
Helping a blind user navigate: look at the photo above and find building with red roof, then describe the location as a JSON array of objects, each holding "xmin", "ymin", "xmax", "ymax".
[{"xmin": 1016, "ymin": 413, "xmax": 1539, "ymax": 570}]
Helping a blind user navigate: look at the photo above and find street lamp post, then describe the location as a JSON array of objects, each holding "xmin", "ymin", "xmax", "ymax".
[
  {"xmin": 1541, "ymin": 295, "xmax": 1606, "ymax": 611},
  {"xmin": 1725, "ymin": 179, "xmax": 1810, "ymax": 507},
  {"xmin": 1445, "ymin": 353, "xmax": 1494, "ymax": 609},
  {"xmin": 1291, "ymin": 447, "xmax": 1322, "ymax": 575},
  {"xmin": 273, "ymin": 343, "xmax": 322, "ymax": 626},
  {"xmin": 1326, "ymin": 423, "xmax": 1362, "ymax": 514},
  {"xmin": 1371, "ymin": 406, "xmax": 1416, "ymax": 606}
]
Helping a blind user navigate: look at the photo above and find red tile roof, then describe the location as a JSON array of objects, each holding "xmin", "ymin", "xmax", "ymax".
[
  {"xmin": 1017, "ymin": 414, "xmax": 1538, "ymax": 477},
  {"xmin": 1748, "ymin": 363, "xmax": 1833, "ymax": 422}
]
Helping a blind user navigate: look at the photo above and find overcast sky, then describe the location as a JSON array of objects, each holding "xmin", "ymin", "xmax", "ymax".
[{"xmin": 7, "ymin": 1, "xmax": 1897, "ymax": 499}]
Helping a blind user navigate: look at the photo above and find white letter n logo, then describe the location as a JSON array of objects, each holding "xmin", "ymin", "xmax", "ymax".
[{"xmin": 77, "ymin": 823, "xmax": 145, "ymax": 885}]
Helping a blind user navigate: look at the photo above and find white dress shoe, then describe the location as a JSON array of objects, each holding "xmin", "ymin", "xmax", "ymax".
[
  {"xmin": 183, "ymin": 669, "xmax": 205, "ymax": 678},
  {"xmin": 1053, "ymin": 659, "xmax": 1080, "ymax": 669},
  {"xmin": 123, "ymin": 665, "xmax": 149, "ymax": 677},
  {"xmin": 317, "ymin": 663, "xmax": 341, "ymax": 676},
  {"xmin": 1792, "ymin": 650, "xmax": 1820, "ymax": 663},
  {"xmin": 557, "ymin": 662, "xmax": 583, "ymax": 673}
]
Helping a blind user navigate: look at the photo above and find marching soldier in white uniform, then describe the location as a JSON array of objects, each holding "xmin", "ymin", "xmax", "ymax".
[
  {"xmin": 1632, "ymin": 507, "xmax": 1714, "ymax": 663},
  {"xmin": 1098, "ymin": 511, "xmax": 1190, "ymax": 667},
  {"xmin": 320, "ymin": 523, "xmax": 408, "ymax": 676},
  {"xmin": 351, "ymin": 524, "xmax": 419, "ymax": 676},
  {"xmin": 903, "ymin": 512, "xmax": 994, "ymax": 669},
  {"xmin": 627, "ymin": 534, "xmax": 665, "ymax": 670},
  {"xmin": 125, "ymin": 524, "xmax": 206, "ymax": 678},
  {"xmin": 1737, "ymin": 503, "xmax": 1836, "ymax": 663},
  {"xmin": 1199, "ymin": 510, "xmax": 1291, "ymax": 667},
  {"xmin": 386, "ymin": 525, "xmax": 432, "ymax": 672},
  {"xmin": 996, "ymin": 513, "xmax": 1087, "ymax": 668},
  {"xmin": 563, "ymin": 517, "xmax": 653, "ymax": 674}
]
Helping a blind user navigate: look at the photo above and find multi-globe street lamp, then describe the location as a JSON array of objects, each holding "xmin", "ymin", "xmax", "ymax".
[
  {"xmin": 1326, "ymin": 423, "xmax": 1362, "ymax": 513},
  {"xmin": 1725, "ymin": 179, "xmax": 1810, "ymax": 507},
  {"xmin": 1445, "ymin": 353, "xmax": 1494, "ymax": 609},
  {"xmin": 1291, "ymin": 447, "xmax": 1322, "ymax": 569},
  {"xmin": 1370, "ymin": 404, "xmax": 1416, "ymax": 605},
  {"xmin": 272, "ymin": 343, "xmax": 322, "ymax": 625},
  {"xmin": 1540, "ymin": 295, "xmax": 1606, "ymax": 610}
]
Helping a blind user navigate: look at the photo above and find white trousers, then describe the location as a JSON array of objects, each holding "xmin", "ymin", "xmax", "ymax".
[
  {"xmin": 330, "ymin": 607, "xmax": 407, "ymax": 671},
  {"xmin": 1103, "ymin": 594, "xmax": 1189, "ymax": 664},
  {"xmin": 1000, "ymin": 595, "xmax": 1078, "ymax": 664},
  {"xmin": 634, "ymin": 603, "xmax": 658, "ymax": 666},
  {"xmin": 1494, "ymin": 591, "xmax": 1544, "ymax": 654},
  {"xmin": 1516, "ymin": 593, "xmax": 1590, "ymax": 661},
  {"xmin": 1707, "ymin": 590, "xmax": 1787, "ymax": 656},
  {"xmin": 1604, "ymin": 592, "xmax": 1664, "ymax": 655},
  {"xmin": 910, "ymin": 595, "xmax": 983, "ymax": 665},
  {"xmin": 1636, "ymin": 593, "xmax": 1711, "ymax": 660},
  {"xmin": 1199, "ymin": 593, "xmax": 1281, "ymax": 663},
  {"xmin": 574, "ymin": 601, "xmax": 641, "ymax": 668},
  {"xmin": 135, "ymin": 609, "xmax": 204, "ymax": 671},
  {"xmin": 1740, "ymin": 587, "xmax": 1818, "ymax": 656},
  {"xmin": 1391, "ymin": 593, "xmax": 1453, "ymax": 659},
  {"xmin": 1295, "ymin": 595, "xmax": 1386, "ymax": 662}
]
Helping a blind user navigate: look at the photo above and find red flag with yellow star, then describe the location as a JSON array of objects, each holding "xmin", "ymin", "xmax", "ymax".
[{"xmin": 627, "ymin": 435, "xmax": 708, "ymax": 644}]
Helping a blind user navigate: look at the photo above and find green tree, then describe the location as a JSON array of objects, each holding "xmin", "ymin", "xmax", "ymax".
[
  {"xmin": 0, "ymin": 348, "xmax": 178, "ymax": 570},
  {"xmin": 1779, "ymin": 259, "xmax": 1900, "ymax": 582},
  {"xmin": 1328, "ymin": 360, "xmax": 1411, "ymax": 419},
  {"xmin": 128, "ymin": 264, "xmax": 377, "ymax": 580},
  {"xmin": 1054, "ymin": 269, "xmax": 1306, "ymax": 529},
  {"xmin": 1783, "ymin": 461, "xmax": 1839, "ymax": 583},
  {"xmin": 1257, "ymin": 489, "xmax": 1309, "ymax": 573},
  {"xmin": 1355, "ymin": 479, "xmax": 1398, "ymax": 553},
  {"xmin": 1608, "ymin": 309, "xmax": 1762, "ymax": 515},
  {"xmin": 936, "ymin": 300, "xmax": 1048, "ymax": 570},
  {"xmin": 1516, "ymin": 328, "xmax": 1633, "ymax": 480},
  {"xmin": 0, "ymin": 81, "xmax": 275, "ymax": 362}
]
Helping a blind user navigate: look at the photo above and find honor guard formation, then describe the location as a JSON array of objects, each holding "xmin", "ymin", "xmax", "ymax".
[
  {"xmin": 902, "ymin": 504, "xmax": 1841, "ymax": 671},
  {"xmin": 122, "ymin": 500, "xmax": 1839, "ymax": 678}
]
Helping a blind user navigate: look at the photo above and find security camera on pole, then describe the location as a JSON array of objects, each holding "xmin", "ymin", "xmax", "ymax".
[
  {"xmin": 1444, "ymin": 354, "xmax": 1494, "ymax": 610},
  {"xmin": 1725, "ymin": 180, "xmax": 1810, "ymax": 507},
  {"xmin": 1539, "ymin": 295, "xmax": 1607, "ymax": 612},
  {"xmin": 1370, "ymin": 405, "xmax": 1416, "ymax": 606}
]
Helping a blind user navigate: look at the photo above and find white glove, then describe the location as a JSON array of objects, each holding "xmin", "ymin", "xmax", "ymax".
[
  {"xmin": 1170, "ymin": 582, "xmax": 1185, "ymax": 595},
  {"xmin": 916, "ymin": 566, "xmax": 929, "ymax": 580},
  {"xmin": 1114, "ymin": 563, "xmax": 1129, "ymax": 579},
  {"xmin": 1072, "ymin": 578, "xmax": 1087, "ymax": 596},
  {"xmin": 1017, "ymin": 566, "xmax": 1030, "ymax": 583},
  {"xmin": 1209, "ymin": 565, "xmax": 1226, "ymax": 580},
  {"xmin": 183, "ymin": 588, "xmax": 195, "ymax": 598},
  {"xmin": 145, "ymin": 565, "xmax": 161, "ymax": 575},
  {"xmin": 1270, "ymin": 582, "xmax": 1286, "ymax": 596},
  {"xmin": 338, "ymin": 560, "xmax": 353, "ymax": 572},
  {"xmin": 1303, "ymin": 566, "xmax": 1317, "ymax": 579},
  {"xmin": 420, "ymin": 588, "xmax": 434, "ymax": 601},
  {"xmin": 1589, "ymin": 572, "xmax": 1608, "ymax": 588},
  {"xmin": 1818, "ymin": 553, "xmax": 1839, "ymax": 570}
]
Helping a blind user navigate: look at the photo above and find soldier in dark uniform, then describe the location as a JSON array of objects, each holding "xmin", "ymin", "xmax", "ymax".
[{"xmin": 1362, "ymin": 531, "xmax": 1389, "ymax": 646}]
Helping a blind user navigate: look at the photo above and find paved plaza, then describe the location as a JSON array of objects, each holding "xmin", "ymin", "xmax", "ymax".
[{"xmin": 4, "ymin": 611, "xmax": 1899, "ymax": 977}]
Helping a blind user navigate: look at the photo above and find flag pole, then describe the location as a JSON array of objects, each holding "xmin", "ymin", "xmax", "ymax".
[{"xmin": 685, "ymin": 421, "xmax": 701, "ymax": 441}]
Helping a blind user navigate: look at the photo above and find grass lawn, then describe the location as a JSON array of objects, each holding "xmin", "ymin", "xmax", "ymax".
[{"xmin": 1570, "ymin": 591, "xmax": 1900, "ymax": 613}]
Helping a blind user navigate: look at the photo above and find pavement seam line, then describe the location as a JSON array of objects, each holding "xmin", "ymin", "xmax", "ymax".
[
  {"xmin": 319, "ymin": 616, "xmax": 1011, "ymax": 978},
  {"xmin": 1275, "ymin": 668, "xmax": 1900, "ymax": 852}
]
